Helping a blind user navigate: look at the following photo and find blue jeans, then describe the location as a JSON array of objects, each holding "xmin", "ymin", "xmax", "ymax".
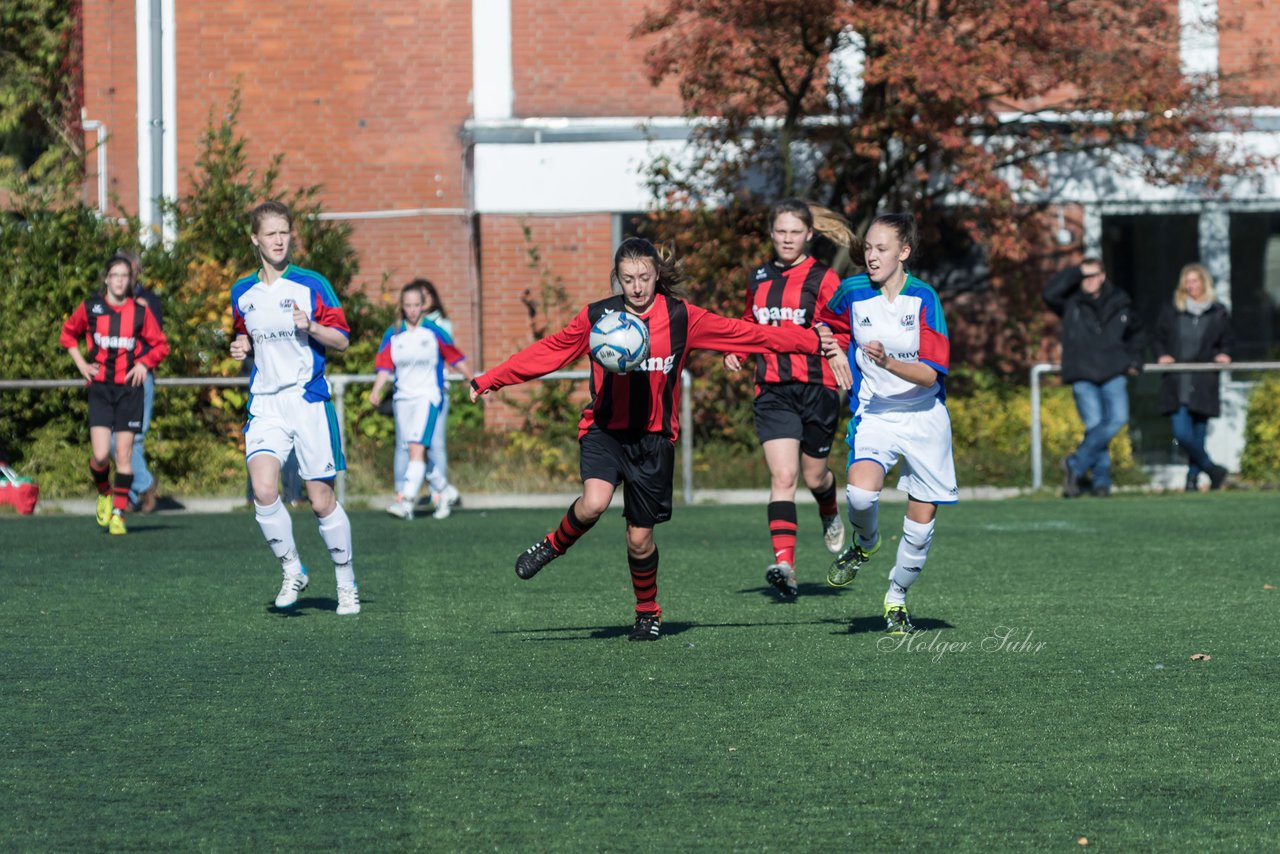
[
  {"xmin": 1170, "ymin": 405, "xmax": 1214, "ymax": 477},
  {"xmin": 111, "ymin": 372, "xmax": 154, "ymax": 503},
  {"xmin": 1068, "ymin": 375, "xmax": 1129, "ymax": 490}
]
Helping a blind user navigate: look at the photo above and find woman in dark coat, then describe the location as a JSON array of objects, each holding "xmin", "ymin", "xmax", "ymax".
[{"xmin": 1154, "ymin": 263, "xmax": 1234, "ymax": 491}]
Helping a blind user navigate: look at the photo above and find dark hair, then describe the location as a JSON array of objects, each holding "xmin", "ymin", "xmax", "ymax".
[
  {"xmin": 250, "ymin": 200, "xmax": 293, "ymax": 234},
  {"xmin": 397, "ymin": 281, "xmax": 428, "ymax": 324},
  {"xmin": 610, "ymin": 237, "xmax": 685, "ymax": 298},
  {"xmin": 408, "ymin": 277, "xmax": 446, "ymax": 318},
  {"xmin": 869, "ymin": 213, "xmax": 918, "ymax": 257},
  {"xmin": 102, "ymin": 252, "xmax": 135, "ymax": 283}
]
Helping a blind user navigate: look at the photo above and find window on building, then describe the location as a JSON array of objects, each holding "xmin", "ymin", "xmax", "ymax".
[{"xmin": 1228, "ymin": 211, "xmax": 1280, "ymax": 360}]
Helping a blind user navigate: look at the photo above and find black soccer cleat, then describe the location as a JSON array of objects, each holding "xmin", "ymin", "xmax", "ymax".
[
  {"xmin": 515, "ymin": 537, "xmax": 559, "ymax": 580},
  {"xmin": 628, "ymin": 611, "xmax": 662, "ymax": 641}
]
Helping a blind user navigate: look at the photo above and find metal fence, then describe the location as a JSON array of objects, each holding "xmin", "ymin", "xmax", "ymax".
[
  {"xmin": 1029, "ymin": 360, "xmax": 1280, "ymax": 490},
  {"xmin": 0, "ymin": 370, "xmax": 697, "ymax": 505}
]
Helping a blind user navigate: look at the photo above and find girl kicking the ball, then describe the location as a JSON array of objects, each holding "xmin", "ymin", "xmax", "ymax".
[{"xmin": 469, "ymin": 238, "xmax": 849, "ymax": 641}]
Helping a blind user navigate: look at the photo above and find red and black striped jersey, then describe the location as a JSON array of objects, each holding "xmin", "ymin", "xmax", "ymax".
[
  {"xmin": 734, "ymin": 256, "xmax": 850, "ymax": 389},
  {"xmin": 475, "ymin": 293, "xmax": 823, "ymax": 441},
  {"xmin": 60, "ymin": 294, "xmax": 169, "ymax": 385}
]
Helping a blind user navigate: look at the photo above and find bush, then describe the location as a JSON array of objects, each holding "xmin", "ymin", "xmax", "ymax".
[
  {"xmin": 0, "ymin": 90, "xmax": 375, "ymax": 498},
  {"xmin": 1241, "ymin": 374, "xmax": 1280, "ymax": 484}
]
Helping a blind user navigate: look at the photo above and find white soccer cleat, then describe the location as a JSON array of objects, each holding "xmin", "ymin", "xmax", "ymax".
[
  {"xmin": 432, "ymin": 499, "xmax": 451, "ymax": 520},
  {"xmin": 440, "ymin": 483, "xmax": 460, "ymax": 507},
  {"xmin": 275, "ymin": 568, "xmax": 309, "ymax": 609},
  {"xmin": 336, "ymin": 585, "xmax": 361, "ymax": 616},
  {"xmin": 386, "ymin": 500, "xmax": 414, "ymax": 520},
  {"xmin": 821, "ymin": 513, "xmax": 846, "ymax": 554}
]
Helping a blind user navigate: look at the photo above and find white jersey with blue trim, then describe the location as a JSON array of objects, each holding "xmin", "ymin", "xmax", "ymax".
[
  {"xmin": 231, "ymin": 265, "xmax": 350, "ymax": 403},
  {"xmin": 826, "ymin": 273, "xmax": 951, "ymax": 415},
  {"xmin": 374, "ymin": 318, "xmax": 464, "ymax": 405}
]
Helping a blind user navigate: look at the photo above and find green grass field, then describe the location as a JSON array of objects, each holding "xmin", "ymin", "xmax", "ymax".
[{"xmin": 2, "ymin": 493, "xmax": 1276, "ymax": 850}]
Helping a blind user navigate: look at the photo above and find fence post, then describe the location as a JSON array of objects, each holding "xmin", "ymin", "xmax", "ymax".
[{"xmin": 1030, "ymin": 363, "xmax": 1052, "ymax": 491}]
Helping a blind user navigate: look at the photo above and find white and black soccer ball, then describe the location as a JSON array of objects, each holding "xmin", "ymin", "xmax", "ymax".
[{"xmin": 588, "ymin": 310, "xmax": 650, "ymax": 373}]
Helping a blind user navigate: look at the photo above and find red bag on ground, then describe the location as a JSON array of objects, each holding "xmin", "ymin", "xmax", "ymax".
[{"xmin": 0, "ymin": 464, "xmax": 39, "ymax": 515}]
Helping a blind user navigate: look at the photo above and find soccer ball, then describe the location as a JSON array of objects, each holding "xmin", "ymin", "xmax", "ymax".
[{"xmin": 589, "ymin": 310, "xmax": 650, "ymax": 373}]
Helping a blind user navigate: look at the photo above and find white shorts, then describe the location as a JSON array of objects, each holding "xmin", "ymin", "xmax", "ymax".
[
  {"xmin": 244, "ymin": 388, "xmax": 345, "ymax": 481},
  {"xmin": 393, "ymin": 395, "xmax": 444, "ymax": 450},
  {"xmin": 846, "ymin": 398, "xmax": 958, "ymax": 504}
]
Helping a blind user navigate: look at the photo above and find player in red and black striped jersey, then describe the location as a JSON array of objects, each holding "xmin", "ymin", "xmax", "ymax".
[
  {"xmin": 471, "ymin": 238, "xmax": 849, "ymax": 641},
  {"xmin": 60, "ymin": 253, "xmax": 169, "ymax": 534},
  {"xmin": 723, "ymin": 200, "xmax": 855, "ymax": 599}
]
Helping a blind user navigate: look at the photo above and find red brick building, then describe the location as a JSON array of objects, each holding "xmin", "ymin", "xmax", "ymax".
[{"xmin": 79, "ymin": 0, "xmax": 1280, "ymax": 442}]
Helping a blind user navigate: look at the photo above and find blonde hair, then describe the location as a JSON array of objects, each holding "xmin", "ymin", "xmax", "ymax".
[{"xmin": 1174, "ymin": 263, "xmax": 1216, "ymax": 311}]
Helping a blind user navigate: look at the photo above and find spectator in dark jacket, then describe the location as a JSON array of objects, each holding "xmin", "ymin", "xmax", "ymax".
[
  {"xmin": 1155, "ymin": 263, "xmax": 1233, "ymax": 491},
  {"xmin": 1043, "ymin": 259, "xmax": 1145, "ymax": 497}
]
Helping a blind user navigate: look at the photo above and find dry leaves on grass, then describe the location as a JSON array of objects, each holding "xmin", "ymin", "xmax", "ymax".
[{"xmin": 1189, "ymin": 653, "xmax": 1211, "ymax": 661}]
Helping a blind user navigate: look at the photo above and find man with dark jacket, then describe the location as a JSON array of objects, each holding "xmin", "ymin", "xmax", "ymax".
[{"xmin": 1043, "ymin": 259, "xmax": 1145, "ymax": 497}]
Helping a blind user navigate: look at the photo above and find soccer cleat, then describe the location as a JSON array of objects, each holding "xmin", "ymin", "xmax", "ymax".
[
  {"xmin": 336, "ymin": 585, "xmax": 361, "ymax": 616},
  {"xmin": 628, "ymin": 610, "xmax": 662, "ymax": 641},
  {"xmin": 274, "ymin": 567, "xmax": 309, "ymax": 609},
  {"xmin": 764, "ymin": 562, "xmax": 798, "ymax": 598},
  {"xmin": 820, "ymin": 513, "xmax": 845, "ymax": 554},
  {"xmin": 108, "ymin": 510, "xmax": 127, "ymax": 536},
  {"xmin": 96, "ymin": 494, "xmax": 112, "ymax": 527},
  {"xmin": 386, "ymin": 500, "xmax": 414, "ymax": 520},
  {"xmin": 827, "ymin": 535, "xmax": 880, "ymax": 587},
  {"xmin": 431, "ymin": 493, "xmax": 452, "ymax": 520},
  {"xmin": 884, "ymin": 601, "xmax": 916, "ymax": 636},
  {"xmin": 514, "ymin": 538, "xmax": 559, "ymax": 580},
  {"xmin": 440, "ymin": 483, "xmax": 460, "ymax": 507}
]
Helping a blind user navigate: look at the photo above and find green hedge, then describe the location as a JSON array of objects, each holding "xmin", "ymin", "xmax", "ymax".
[{"xmin": 1241, "ymin": 374, "xmax": 1280, "ymax": 484}]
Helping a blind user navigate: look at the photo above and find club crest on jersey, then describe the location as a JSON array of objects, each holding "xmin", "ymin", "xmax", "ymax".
[
  {"xmin": 900, "ymin": 314, "xmax": 916, "ymax": 329},
  {"xmin": 753, "ymin": 306, "xmax": 807, "ymax": 325},
  {"xmin": 753, "ymin": 266, "xmax": 770, "ymax": 281},
  {"xmin": 633, "ymin": 353, "xmax": 677, "ymax": 374},
  {"xmin": 91, "ymin": 304, "xmax": 105, "ymax": 315},
  {"xmin": 279, "ymin": 299, "xmax": 295, "ymax": 310}
]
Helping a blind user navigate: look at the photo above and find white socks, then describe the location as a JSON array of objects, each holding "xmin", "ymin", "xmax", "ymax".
[
  {"xmin": 402, "ymin": 459, "xmax": 426, "ymax": 502},
  {"xmin": 845, "ymin": 485, "xmax": 880, "ymax": 548},
  {"xmin": 886, "ymin": 517, "xmax": 934, "ymax": 605},
  {"xmin": 316, "ymin": 502, "xmax": 356, "ymax": 588},
  {"xmin": 425, "ymin": 464, "xmax": 448, "ymax": 496},
  {"xmin": 255, "ymin": 497, "xmax": 302, "ymax": 574}
]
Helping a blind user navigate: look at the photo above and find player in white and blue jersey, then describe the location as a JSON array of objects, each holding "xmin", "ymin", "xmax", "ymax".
[
  {"xmin": 229, "ymin": 201, "xmax": 360, "ymax": 616},
  {"xmin": 368, "ymin": 281, "xmax": 473, "ymax": 520},
  {"xmin": 822, "ymin": 213, "xmax": 957, "ymax": 635}
]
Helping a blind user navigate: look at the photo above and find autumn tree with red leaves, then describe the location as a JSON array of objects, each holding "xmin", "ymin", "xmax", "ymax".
[{"xmin": 634, "ymin": 0, "xmax": 1259, "ymax": 380}]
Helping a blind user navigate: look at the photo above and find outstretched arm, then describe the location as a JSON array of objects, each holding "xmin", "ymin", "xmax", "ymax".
[{"xmin": 470, "ymin": 307, "xmax": 592, "ymax": 400}]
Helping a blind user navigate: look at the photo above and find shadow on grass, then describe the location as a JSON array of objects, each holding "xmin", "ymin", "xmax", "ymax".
[
  {"xmin": 267, "ymin": 594, "xmax": 371, "ymax": 616},
  {"xmin": 499, "ymin": 616, "xmax": 850, "ymax": 641},
  {"xmin": 828, "ymin": 615, "xmax": 956, "ymax": 635},
  {"xmin": 740, "ymin": 582, "xmax": 846, "ymax": 600}
]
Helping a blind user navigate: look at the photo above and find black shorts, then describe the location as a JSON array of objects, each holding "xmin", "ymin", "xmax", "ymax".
[
  {"xmin": 88, "ymin": 382, "xmax": 145, "ymax": 432},
  {"xmin": 579, "ymin": 427, "xmax": 675, "ymax": 528},
  {"xmin": 753, "ymin": 382, "xmax": 840, "ymax": 458}
]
